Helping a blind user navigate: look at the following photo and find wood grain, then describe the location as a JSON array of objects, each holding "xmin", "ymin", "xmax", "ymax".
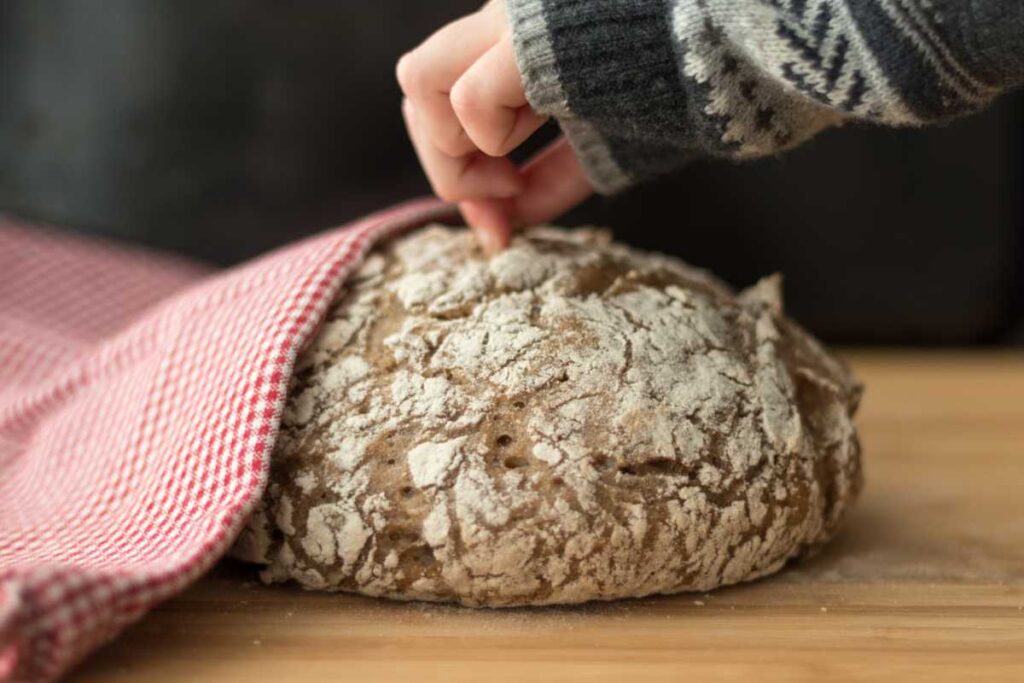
[{"xmin": 73, "ymin": 351, "xmax": 1024, "ymax": 682}]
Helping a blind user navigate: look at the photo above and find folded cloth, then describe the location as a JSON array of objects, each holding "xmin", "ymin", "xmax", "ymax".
[{"xmin": 0, "ymin": 198, "xmax": 451, "ymax": 681}]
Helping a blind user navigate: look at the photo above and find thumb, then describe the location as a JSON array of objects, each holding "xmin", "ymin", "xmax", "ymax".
[{"xmin": 512, "ymin": 137, "xmax": 594, "ymax": 226}]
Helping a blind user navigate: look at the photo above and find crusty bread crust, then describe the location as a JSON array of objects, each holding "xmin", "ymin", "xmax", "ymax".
[{"xmin": 232, "ymin": 226, "xmax": 862, "ymax": 606}]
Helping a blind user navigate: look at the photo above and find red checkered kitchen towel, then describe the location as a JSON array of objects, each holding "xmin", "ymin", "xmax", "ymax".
[{"xmin": 0, "ymin": 198, "xmax": 451, "ymax": 681}]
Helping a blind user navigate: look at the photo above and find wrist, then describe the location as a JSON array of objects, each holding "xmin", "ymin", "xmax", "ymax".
[{"xmin": 505, "ymin": 0, "xmax": 638, "ymax": 193}]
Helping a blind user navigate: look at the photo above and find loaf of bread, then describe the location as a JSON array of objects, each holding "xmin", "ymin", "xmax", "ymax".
[{"xmin": 231, "ymin": 226, "xmax": 863, "ymax": 606}]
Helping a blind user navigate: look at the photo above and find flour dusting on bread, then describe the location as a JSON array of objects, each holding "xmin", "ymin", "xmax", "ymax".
[{"xmin": 231, "ymin": 226, "xmax": 862, "ymax": 606}]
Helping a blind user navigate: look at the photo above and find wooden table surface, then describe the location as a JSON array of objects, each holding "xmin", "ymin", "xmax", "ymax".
[{"xmin": 74, "ymin": 351, "xmax": 1024, "ymax": 682}]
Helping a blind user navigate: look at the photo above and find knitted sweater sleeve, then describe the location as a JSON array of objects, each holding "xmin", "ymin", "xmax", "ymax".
[{"xmin": 506, "ymin": 0, "xmax": 1024, "ymax": 193}]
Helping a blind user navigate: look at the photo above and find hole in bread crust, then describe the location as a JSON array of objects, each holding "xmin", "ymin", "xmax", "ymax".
[
  {"xmin": 503, "ymin": 456, "xmax": 527, "ymax": 469},
  {"xmin": 386, "ymin": 527, "xmax": 420, "ymax": 544},
  {"xmin": 496, "ymin": 434, "xmax": 513, "ymax": 447},
  {"xmin": 402, "ymin": 545, "xmax": 435, "ymax": 566},
  {"xmin": 645, "ymin": 458, "xmax": 674, "ymax": 473},
  {"xmin": 616, "ymin": 458, "xmax": 696, "ymax": 477}
]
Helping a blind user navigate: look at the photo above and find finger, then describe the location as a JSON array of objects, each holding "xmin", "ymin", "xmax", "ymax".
[
  {"xmin": 460, "ymin": 199, "xmax": 514, "ymax": 254},
  {"xmin": 396, "ymin": 9, "xmax": 504, "ymax": 157},
  {"xmin": 410, "ymin": 92, "xmax": 477, "ymax": 158},
  {"xmin": 512, "ymin": 137, "xmax": 594, "ymax": 225},
  {"xmin": 397, "ymin": 6, "xmax": 503, "ymax": 92},
  {"xmin": 403, "ymin": 99, "xmax": 524, "ymax": 201},
  {"xmin": 451, "ymin": 33, "xmax": 548, "ymax": 157}
]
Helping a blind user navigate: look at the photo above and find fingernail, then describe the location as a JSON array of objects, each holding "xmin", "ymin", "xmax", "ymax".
[{"xmin": 477, "ymin": 228, "xmax": 503, "ymax": 256}]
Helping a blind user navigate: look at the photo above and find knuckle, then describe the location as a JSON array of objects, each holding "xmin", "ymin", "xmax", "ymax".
[
  {"xmin": 435, "ymin": 132, "xmax": 468, "ymax": 157},
  {"xmin": 451, "ymin": 83, "xmax": 503, "ymax": 154},
  {"xmin": 449, "ymin": 80, "xmax": 478, "ymax": 115},
  {"xmin": 477, "ymin": 135, "xmax": 505, "ymax": 157},
  {"xmin": 395, "ymin": 52, "xmax": 423, "ymax": 94}
]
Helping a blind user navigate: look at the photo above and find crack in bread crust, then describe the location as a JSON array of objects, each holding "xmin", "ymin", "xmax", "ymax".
[{"xmin": 231, "ymin": 226, "xmax": 863, "ymax": 606}]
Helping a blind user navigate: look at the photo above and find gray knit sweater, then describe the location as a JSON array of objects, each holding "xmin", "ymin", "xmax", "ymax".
[{"xmin": 507, "ymin": 0, "xmax": 1024, "ymax": 192}]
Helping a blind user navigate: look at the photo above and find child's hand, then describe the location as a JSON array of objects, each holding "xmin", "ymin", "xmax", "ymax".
[{"xmin": 397, "ymin": 0, "xmax": 593, "ymax": 253}]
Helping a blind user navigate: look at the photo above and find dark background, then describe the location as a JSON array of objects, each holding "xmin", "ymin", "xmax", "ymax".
[{"xmin": 1, "ymin": 0, "xmax": 1021, "ymax": 345}]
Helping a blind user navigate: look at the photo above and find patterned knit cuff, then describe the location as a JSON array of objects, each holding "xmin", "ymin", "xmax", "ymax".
[{"xmin": 505, "ymin": 0, "xmax": 633, "ymax": 194}]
